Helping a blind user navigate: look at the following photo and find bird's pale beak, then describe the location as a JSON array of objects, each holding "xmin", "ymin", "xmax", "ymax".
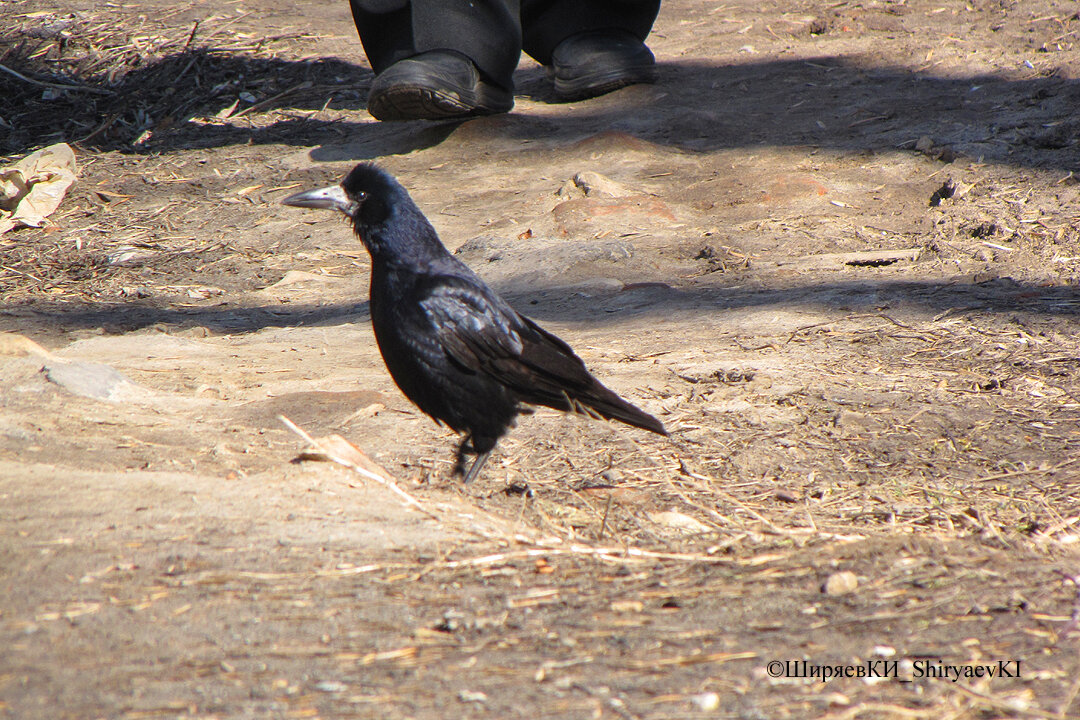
[{"xmin": 281, "ymin": 184, "xmax": 356, "ymax": 214}]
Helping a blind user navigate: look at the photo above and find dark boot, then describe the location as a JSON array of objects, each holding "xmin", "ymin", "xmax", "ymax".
[
  {"xmin": 548, "ymin": 29, "xmax": 657, "ymax": 101},
  {"xmin": 367, "ymin": 50, "xmax": 515, "ymax": 121}
]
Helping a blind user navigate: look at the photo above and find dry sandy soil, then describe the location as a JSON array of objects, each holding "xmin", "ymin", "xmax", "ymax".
[{"xmin": 2, "ymin": 0, "xmax": 1080, "ymax": 718}]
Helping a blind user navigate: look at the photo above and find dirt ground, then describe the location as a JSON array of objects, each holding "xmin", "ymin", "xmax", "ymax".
[{"xmin": 2, "ymin": 0, "xmax": 1080, "ymax": 718}]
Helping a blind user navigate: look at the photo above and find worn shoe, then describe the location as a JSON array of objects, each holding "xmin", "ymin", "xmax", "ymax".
[
  {"xmin": 367, "ymin": 50, "xmax": 514, "ymax": 121},
  {"xmin": 549, "ymin": 30, "xmax": 657, "ymax": 101}
]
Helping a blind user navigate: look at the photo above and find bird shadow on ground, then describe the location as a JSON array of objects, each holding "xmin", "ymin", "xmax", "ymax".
[
  {"xmin": 2, "ymin": 46, "xmax": 1077, "ymax": 171},
  {"xmin": 6, "ymin": 277, "xmax": 1078, "ymax": 339}
]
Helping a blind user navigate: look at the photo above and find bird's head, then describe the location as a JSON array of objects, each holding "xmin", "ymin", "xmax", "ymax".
[
  {"xmin": 281, "ymin": 163, "xmax": 401, "ymax": 233},
  {"xmin": 282, "ymin": 163, "xmax": 445, "ymax": 261}
]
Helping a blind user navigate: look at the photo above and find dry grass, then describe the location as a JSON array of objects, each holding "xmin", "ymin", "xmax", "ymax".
[{"xmin": 0, "ymin": 3, "xmax": 362, "ymax": 155}]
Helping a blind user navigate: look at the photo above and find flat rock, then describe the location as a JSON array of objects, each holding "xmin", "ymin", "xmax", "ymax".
[{"xmin": 43, "ymin": 361, "xmax": 156, "ymax": 404}]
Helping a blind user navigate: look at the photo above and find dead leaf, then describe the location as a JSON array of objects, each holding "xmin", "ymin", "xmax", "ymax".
[{"xmin": 0, "ymin": 143, "xmax": 77, "ymax": 234}]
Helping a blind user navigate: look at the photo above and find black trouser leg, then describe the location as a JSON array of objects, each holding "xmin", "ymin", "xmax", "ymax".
[
  {"xmin": 348, "ymin": 0, "xmax": 661, "ymax": 87},
  {"xmin": 520, "ymin": 0, "xmax": 661, "ymax": 64},
  {"xmin": 349, "ymin": 0, "xmax": 522, "ymax": 90}
]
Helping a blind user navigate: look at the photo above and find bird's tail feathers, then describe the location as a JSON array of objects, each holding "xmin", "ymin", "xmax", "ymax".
[{"xmin": 565, "ymin": 385, "xmax": 668, "ymax": 436}]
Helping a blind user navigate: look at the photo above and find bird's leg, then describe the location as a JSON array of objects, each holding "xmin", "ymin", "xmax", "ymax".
[
  {"xmin": 455, "ymin": 435, "xmax": 497, "ymax": 484},
  {"xmin": 453, "ymin": 436, "xmax": 471, "ymax": 477},
  {"xmin": 462, "ymin": 448, "xmax": 493, "ymax": 484}
]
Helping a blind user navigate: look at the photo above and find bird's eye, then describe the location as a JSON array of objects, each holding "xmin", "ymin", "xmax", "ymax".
[{"xmin": 356, "ymin": 190, "xmax": 368, "ymax": 200}]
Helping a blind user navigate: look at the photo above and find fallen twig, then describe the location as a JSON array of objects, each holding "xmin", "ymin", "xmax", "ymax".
[
  {"xmin": 234, "ymin": 81, "xmax": 314, "ymax": 117},
  {"xmin": 277, "ymin": 414, "xmax": 439, "ymax": 518},
  {"xmin": 0, "ymin": 62, "xmax": 115, "ymax": 96}
]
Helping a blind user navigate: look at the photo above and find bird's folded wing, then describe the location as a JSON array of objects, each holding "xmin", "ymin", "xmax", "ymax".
[
  {"xmin": 419, "ymin": 280, "xmax": 524, "ymax": 373},
  {"xmin": 419, "ymin": 280, "xmax": 596, "ymax": 401},
  {"xmin": 418, "ymin": 278, "xmax": 665, "ymax": 434}
]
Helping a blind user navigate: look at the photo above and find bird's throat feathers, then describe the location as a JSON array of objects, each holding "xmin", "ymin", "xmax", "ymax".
[{"xmin": 351, "ymin": 197, "xmax": 451, "ymax": 266}]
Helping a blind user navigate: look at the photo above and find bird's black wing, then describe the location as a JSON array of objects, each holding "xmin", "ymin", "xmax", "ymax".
[
  {"xmin": 419, "ymin": 277, "xmax": 666, "ymax": 436},
  {"xmin": 418, "ymin": 277, "xmax": 525, "ymax": 376}
]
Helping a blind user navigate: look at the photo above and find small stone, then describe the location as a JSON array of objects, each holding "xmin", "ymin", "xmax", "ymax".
[
  {"xmin": 436, "ymin": 610, "xmax": 466, "ymax": 632},
  {"xmin": 649, "ymin": 511, "xmax": 712, "ymax": 535},
  {"xmin": 458, "ymin": 690, "xmax": 487, "ymax": 703},
  {"xmin": 572, "ymin": 170, "xmax": 630, "ymax": 198},
  {"xmin": 824, "ymin": 571, "xmax": 858, "ymax": 596},
  {"xmin": 599, "ymin": 469, "xmax": 623, "ymax": 483},
  {"xmin": 825, "ymin": 692, "xmax": 851, "ymax": 706},
  {"xmin": 690, "ymin": 692, "xmax": 721, "ymax": 711}
]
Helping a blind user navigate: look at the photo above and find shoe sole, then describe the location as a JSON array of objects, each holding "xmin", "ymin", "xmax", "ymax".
[
  {"xmin": 368, "ymin": 64, "xmax": 513, "ymax": 121},
  {"xmin": 369, "ymin": 87, "xmax": 478, "ymax": 121},
  {"xmin": 552, "ymin": 65, "xmax": 658, "ymax": 102}
]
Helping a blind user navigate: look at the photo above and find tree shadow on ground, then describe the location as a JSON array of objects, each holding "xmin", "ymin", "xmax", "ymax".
[
  {"xmin": 4, "ymin": 276, "xmax": 1077, "ymax": 340},
  {"xmin": 2, "ymin": 47, "xmax": 1078, "ymax": 171}
]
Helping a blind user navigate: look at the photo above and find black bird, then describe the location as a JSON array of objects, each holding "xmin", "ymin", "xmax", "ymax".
[{"xmin": 282, "ymin": 164, "xmax": 667, "ymax": 482}]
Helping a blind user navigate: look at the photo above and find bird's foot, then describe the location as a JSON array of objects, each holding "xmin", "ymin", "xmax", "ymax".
[
  {"xmin": 462, "ymin": 450, "xmax": 493, "ymax": 484},
  {"xmin": 454, "ymin": 436, "xmax": 495, "ymax": 484}
]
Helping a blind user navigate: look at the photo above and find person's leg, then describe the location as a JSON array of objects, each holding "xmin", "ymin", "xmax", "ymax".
[
  {"xmin": 347, "ymin": 0, "xmax": 415, "ymax": 75},
  {"xmin": 349, "ymin": 0, "xmax": 521, "ymax": 120},
  {"xmin": 521, "ymin": 0, "xmax": 660, "ymax": 100}
]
